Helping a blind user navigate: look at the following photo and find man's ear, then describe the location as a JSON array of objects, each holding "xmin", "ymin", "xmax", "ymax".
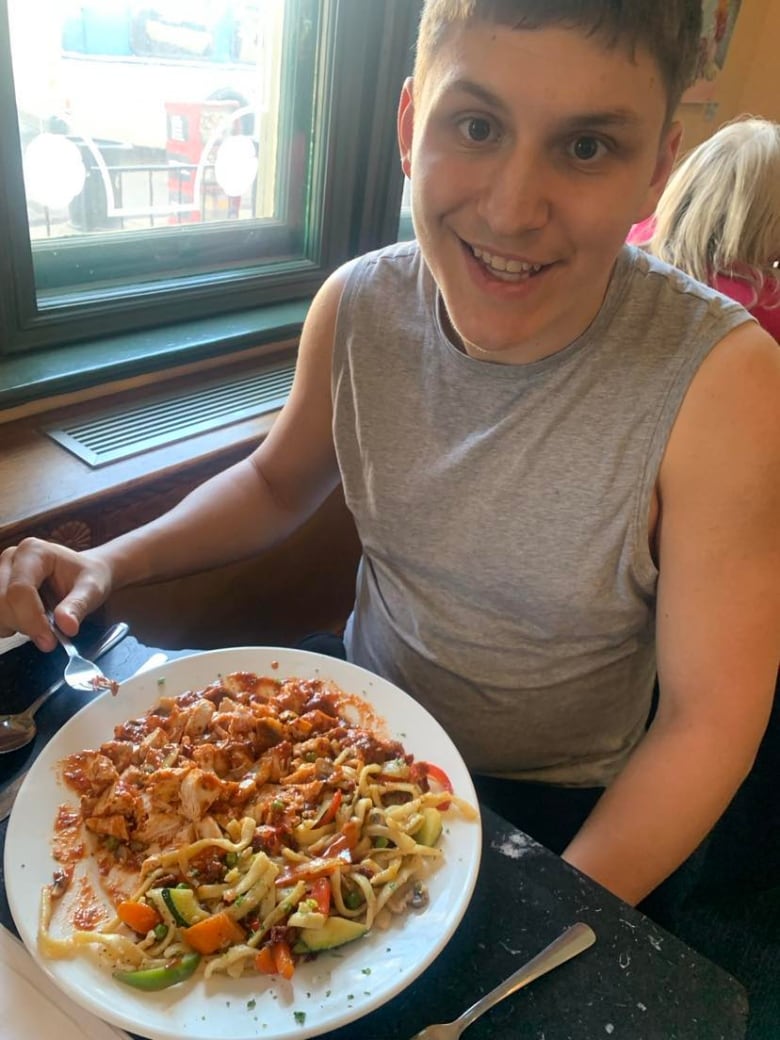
[
  {"xmin": 397, "ymin": 76, "xmax": 415, "ymax": 179},
  {"xmin": 636, "ymin": 120, "xmax": 683, "ymax": 222}
]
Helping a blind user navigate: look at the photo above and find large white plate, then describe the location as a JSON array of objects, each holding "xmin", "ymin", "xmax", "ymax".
[{"xmin": 5, "ymin": 647, "xmax": 481, "ymax": 1040}]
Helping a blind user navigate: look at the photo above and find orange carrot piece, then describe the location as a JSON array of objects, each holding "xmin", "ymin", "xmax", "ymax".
[
  {"xmin": 182, "ymin": 912, "xmax": 246, "ymax": 955},
  {"xmin": 254, "ymin": 945, "xmax": 276, "ymax": 974},
  {"xmin": 272, "ymin": 939, "xmax": 295, "ymax": 980},
  {"xmin": 116, "ymin": 900, "xmax": 161, "ymax": 934}
]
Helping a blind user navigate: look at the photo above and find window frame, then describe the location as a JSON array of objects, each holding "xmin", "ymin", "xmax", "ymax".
[{"xmin": 0, "ymin": 0, "xmax": 421, "ymax": 405}]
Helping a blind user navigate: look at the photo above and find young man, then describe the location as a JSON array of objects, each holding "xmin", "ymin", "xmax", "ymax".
[{"xmin": 2, "ymin": 1, "xmax": 778, "ymax": 911}]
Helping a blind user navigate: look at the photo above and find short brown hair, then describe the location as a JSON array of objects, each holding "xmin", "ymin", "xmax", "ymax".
[{"xmin": 414, "ymin": 0, "xmax": 702, "ymax": 119}]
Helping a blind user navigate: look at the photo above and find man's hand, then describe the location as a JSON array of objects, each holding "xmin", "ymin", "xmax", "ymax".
[{"xmin": 0, "ymin": 538, "xmax": 113, "ymax": 650}]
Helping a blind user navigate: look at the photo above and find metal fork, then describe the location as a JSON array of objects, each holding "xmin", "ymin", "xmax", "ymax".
[
  {"xmin": 47, "ymin": 611, "xmax": 119, "ymax": 693},
  {"xmin": 410, "ymin": 922, "xmax": 596, "ymax": 1040}
]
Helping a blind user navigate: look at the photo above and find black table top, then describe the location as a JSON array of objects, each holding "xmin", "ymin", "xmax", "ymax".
[{"xmin": 0, "ymin": 630, "xmax": 749, "ymax": 1039}]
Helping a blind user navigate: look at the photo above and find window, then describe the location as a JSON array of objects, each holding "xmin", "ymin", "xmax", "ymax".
[
  {"xmin": 398, "ymin": 176, "xmax": 413, "ymax": 242},
  {"xmin": 0, "ymin": 0, "xmax": 420, "ymax": 403}
]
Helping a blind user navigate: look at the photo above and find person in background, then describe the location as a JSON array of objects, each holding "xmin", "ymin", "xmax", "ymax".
[
  {"xmin": 628, "ymin": 116, "xmax": 780, "ymax": 341},
  {"xmin": 1, "ymin": 1, "xmax": 779, "ymax": 921}
]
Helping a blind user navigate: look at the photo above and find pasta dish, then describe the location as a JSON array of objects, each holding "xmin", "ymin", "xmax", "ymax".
[{"xmin": 39, "ymin": 670, "xmax": 475, "ymax": 991}]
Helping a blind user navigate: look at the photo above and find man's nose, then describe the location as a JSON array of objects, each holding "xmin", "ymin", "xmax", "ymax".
[{"xmin": 477, "ymin": 146, "xmax": 550, "ymax": 235}]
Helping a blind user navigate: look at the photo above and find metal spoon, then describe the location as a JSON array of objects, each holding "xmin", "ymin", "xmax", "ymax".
[
  {"xmin": 410, "ymin": 922, "xmax": 596, "ymax": 1040},
  {"xmin": 0, "ymin": 622, "xmax": 129, "ymax": 753}
]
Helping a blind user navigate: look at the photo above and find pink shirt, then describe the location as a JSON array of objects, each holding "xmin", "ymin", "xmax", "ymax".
[{"xmin": 627, "ymin": 218, "xmax": 780, "ymax": 342}]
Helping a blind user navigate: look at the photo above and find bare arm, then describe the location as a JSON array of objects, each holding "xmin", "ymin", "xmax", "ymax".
[
  {"xmin": 562, "ymin": 322, "xmax": 780, "ymax": 904},
  {"xmin": 0, "ymin": 261, "xmax": 355, "ymax": 649}
]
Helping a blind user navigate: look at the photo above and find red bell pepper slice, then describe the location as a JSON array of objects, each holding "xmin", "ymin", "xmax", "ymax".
[
  {"xmin": 314, "ymin": 789, "xmax": 342, "ymax": 827},
  {"xmin": 310, "ymin": 876, "xmax": 332, "ymax": 916},
  {"xmin": 420, "ymin": 761, "xmax": 453, "ymax": 810}
]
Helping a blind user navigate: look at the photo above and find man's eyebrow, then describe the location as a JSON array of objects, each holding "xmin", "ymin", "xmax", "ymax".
[
  {"xmin": 435, "ymin": 82, "xmax": 644, "ymax": 132},
  {"xmin": 558, "ymin": 109, "xmax": 644, "ymax": 132},
  {"xmin": 438, "ymin": 78, "xmax": 510, "ymax": 113}
]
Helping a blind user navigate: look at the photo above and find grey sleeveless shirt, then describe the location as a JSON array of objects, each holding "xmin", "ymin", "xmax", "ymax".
[{"xmin": 331, "ymin": 241, "xmax": 750, "ymax": 786}]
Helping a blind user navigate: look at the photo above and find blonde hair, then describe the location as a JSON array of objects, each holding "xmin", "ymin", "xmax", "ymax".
[
  {"xmin": 647, "ymin": 116, "xmax": 780, "ymax": 300},
  {"xmin": 413, "ymin": 0, "xmax": 702, "ymax": 118}
]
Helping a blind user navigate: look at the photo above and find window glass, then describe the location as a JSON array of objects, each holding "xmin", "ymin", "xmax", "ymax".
[
  {"xmin": 397, "ymin": 176, "xmax": 413, "ymax": 242},
  {"xmin": 14, "ymin": 1, "xmax": 287, "ymax": 237},
  {"xmin": 9, "ymin": 0, "xmax": 314, "ymax": 304},
  {"xmin": 0, "ymin": 0, "xmax": 421, "ymax": 377}
]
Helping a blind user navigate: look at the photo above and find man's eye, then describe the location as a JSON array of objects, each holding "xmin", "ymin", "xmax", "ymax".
[
  {"xmin": 570, "ymin": 136, "xmax": 605, "ymax": 161},
  {"xmin": 456, "ymin": 116, "xmax": 496, "ymax": 143}
]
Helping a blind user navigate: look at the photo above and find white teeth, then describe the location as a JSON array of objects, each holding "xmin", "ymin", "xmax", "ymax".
[{"xmin": 472, "ymin": 247, "xmax": 543, "ymax": 277}]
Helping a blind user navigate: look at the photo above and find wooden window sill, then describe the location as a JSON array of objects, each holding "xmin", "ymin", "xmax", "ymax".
[
  {"xmin": 0, "ymin": 346, "xmax": 292, "ymax": 543},
  {"xmin": 0, "ymin": 344, "xmax": 362, "ymax": 651}
]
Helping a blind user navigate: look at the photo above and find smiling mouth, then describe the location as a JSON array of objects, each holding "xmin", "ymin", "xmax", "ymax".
[{"xmin": 470, "ymin": 245, "xmax": 549, "ymax": 282}]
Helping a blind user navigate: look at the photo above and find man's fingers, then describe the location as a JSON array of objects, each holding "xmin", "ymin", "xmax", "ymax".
[
  {"xmin": 0, "ymin": 539, "xmax": 110, "ymax": 649},
  {"xmin": 53, "ymin": 598, "xmax": 87, "ymax": 637},
  {"xmin": 55, "ymin": 569, "xmax": 110, "ymax": 637},
  {"xmin": 5, "ymin": 582, "xmax": 55, "ymax": 650},
  {"xmin": 0, "ymin": 539, "xmax": 69, "ymax": 649}
]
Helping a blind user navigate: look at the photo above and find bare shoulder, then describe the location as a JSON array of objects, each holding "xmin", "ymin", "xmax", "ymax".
[
  {"xmin": 653, "ymin": 322, "xmax": 779, "ymax": 726},
  {"xmin": 661, "ymin": 322, "xmax": 780, "ymax": 491},
  {"xmin": 653, "ymin": 320, "xmax": 780, "ymax": 605},
  {"xmin": 247, "ymin": 258, "xmax": 364, "ymax": 494},
  {"xmin": 280, "ymin": 257, "xmax": 363, "ymax": 401},
  {"xmin": 694, "ymin": 320, "xmax": 777, "ymax": 397},
  {"xmin": 300, "ymin": 257, "xmax": 361, "ymax": 349}
]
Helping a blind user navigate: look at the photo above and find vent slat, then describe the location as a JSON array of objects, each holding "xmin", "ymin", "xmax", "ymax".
[
  {"xmin": 64, "ymin": 373, "xmax": 293, "ymax": 439},
  {"xmin": 71, "ymin": 385, "xmax": 289, "ymax": 445},
  {"xmin": 45, "ymin": 362, "xmax": 296, "ymax": 468}
]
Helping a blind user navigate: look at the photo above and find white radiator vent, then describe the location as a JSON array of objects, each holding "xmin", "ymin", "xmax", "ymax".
[{"xmin": 46, "ymin": 359, "xmax": 296, "ymax": 467}]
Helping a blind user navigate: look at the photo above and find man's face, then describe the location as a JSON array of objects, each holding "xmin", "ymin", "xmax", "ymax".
[{"xmin": 398, "ymin": 24, "xmax": 681, "ymax": 363}]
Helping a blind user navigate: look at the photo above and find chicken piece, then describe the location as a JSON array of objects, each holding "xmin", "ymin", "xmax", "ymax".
[
  {"xmin": 287, "ymin": 709, "xmax": 340, "ymax": 741},
  {"xmin": 179, "ymin": 765, "xmax": 247, "ymax": 819},
  {"xmin": 90, "ymin": 776, "xmax": 141, "ymax": 820},
  {"xmin": 85, "ymin": 812, "xmax": 130, "ymax": 842},
  {"xmin": 134, "ymin": 811, "xmax": 192, "ymax": 847},
  {"xmin": 234, "ymin": 777, "xmax": 258, "ymax": 802},
  {"xmin": 222, "ymin": 672, "xmax": 279, "ymax": 699},
  {"xmin": 190, "ymin": 741, "xmax": 230, "ymax": 775},
  {"xmin": 211, "ymin": 699, "xmax": 270, "ymax": 745},
  {"xmin": 254, "ymin": 715, "xmax": 287, "ymax": 752},
  {"xmin": 145, "ymin": 767, "xmax": 187, "ymax": 809},
  {"xmin": 295, "ymin": 734, "xmax": 336, "ymax": 761},
  {"xmin": 295, "ymin": 779, "xmax": 325, "ymax": 808},
  {"xmin": 62, "ymin": 750, "xmax": 119, "ymax": 797},
  {"xmin": 343, "ymin": 728, "xmax": 407, "ymax": 765},
  {"xmin": 262, "ymin": 740, "xmax": 292, "ymax": 781},
  {"xmin": 222, "ymin": 742, "xmax": 259, "ymax": 776},
  {"xmin": 273, "ymin": 682, "xmax": 311, "ymax": 715},
  {"xmin": 97, "ymin": 740, "xmax": 135, "ymax": 772},
  {"xmin": 182, "ymin": 698, "xmax": 215, "ymax": 739},
  {"xmin": 137, "ymin": 726, "xmax": 170, "ymax": 758},
  {"xmin": 179, "ymin": 767, "xmax": 226, "ymax": 822},
  {"xmin": 157, "ymin": 709, "xmax": 189, "ymax": 744},
  {"xmin": 141, "ymin": 742, "xmax": 181, "ymax": 771}
]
